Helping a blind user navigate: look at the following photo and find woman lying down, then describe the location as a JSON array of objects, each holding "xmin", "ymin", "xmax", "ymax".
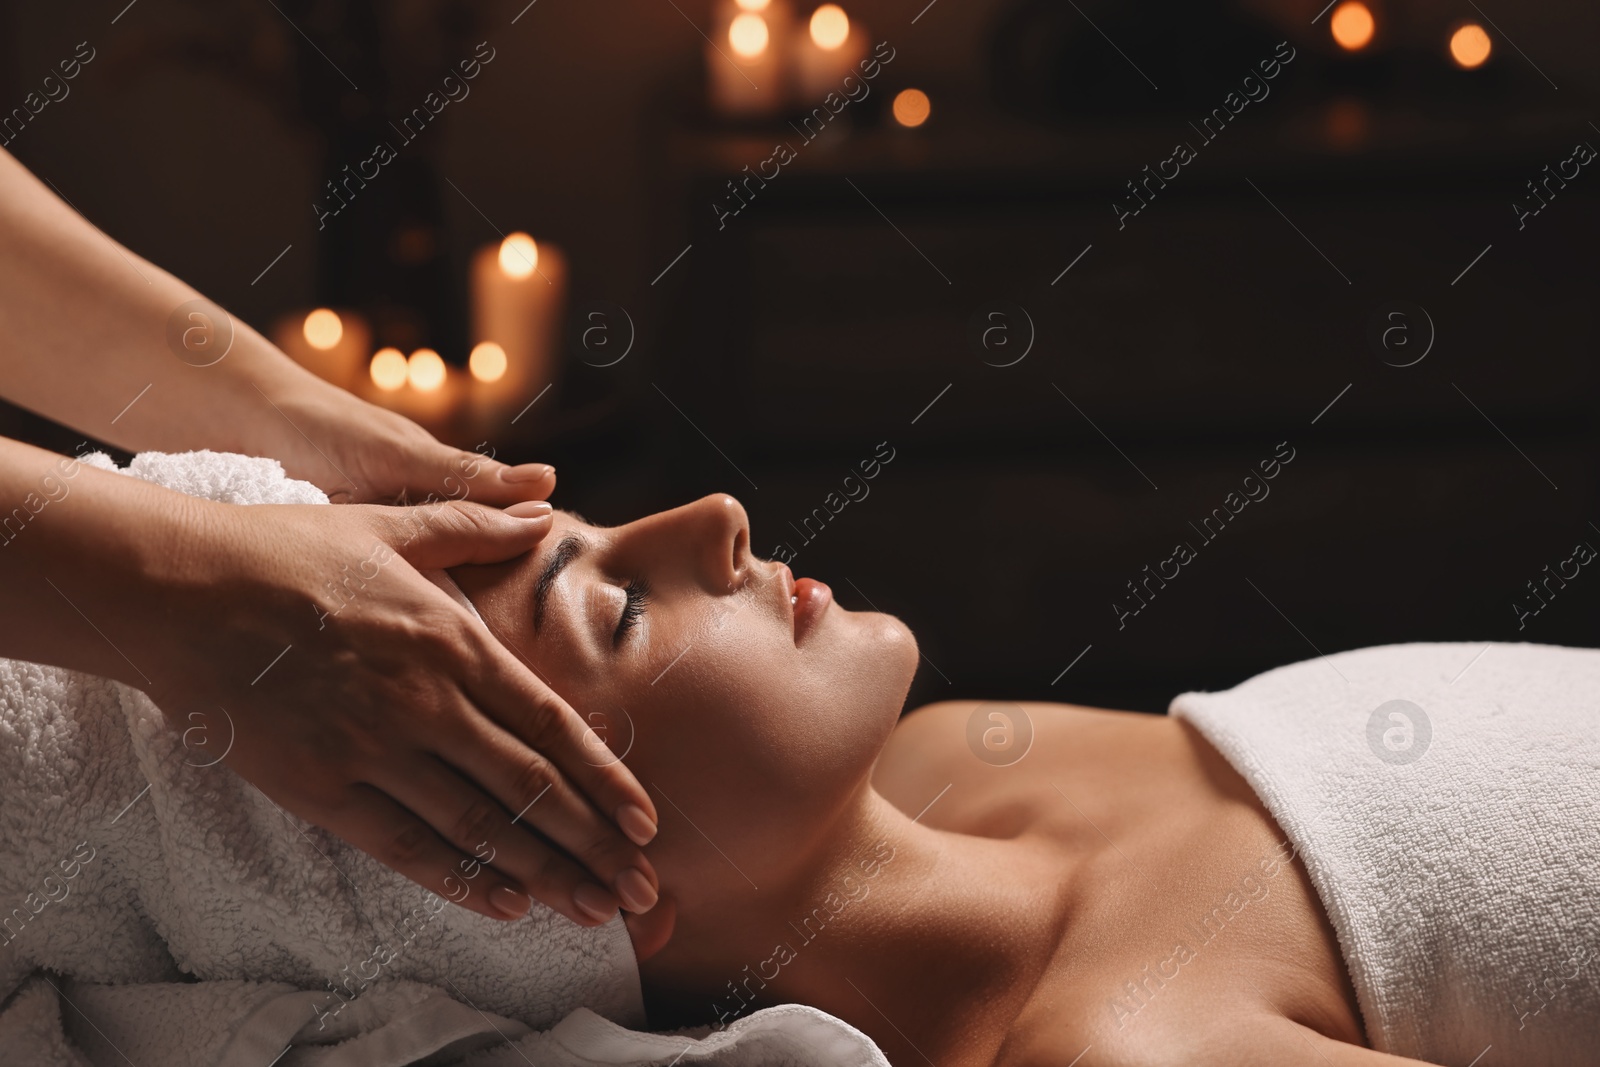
[{"xmin": 3, "ymin": 453, "xmax": 1596, "ymax": 1067}]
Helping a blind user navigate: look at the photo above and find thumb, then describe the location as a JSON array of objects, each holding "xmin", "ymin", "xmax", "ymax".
[
  {"xmin": 375, "ymin": 499, "xmax": 554, "ymax": 570},
  {"xmin": 441, "ymin": 447, "xmax": 557, "ymax": 507}
]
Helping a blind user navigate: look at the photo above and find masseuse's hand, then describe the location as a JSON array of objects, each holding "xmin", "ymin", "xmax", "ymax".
[
  {"xmin": 260, "ymin": 384, "xmax": 560, "ymax": 506},
  {"xmin": 145, "ymin": 495, "xmax": 660, "ymax": 926}
]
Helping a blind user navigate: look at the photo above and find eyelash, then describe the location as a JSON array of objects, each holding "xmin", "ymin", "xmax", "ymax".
[{"xmin": 613, "ymin": 578, "xmax": 651, "ymax": 646}]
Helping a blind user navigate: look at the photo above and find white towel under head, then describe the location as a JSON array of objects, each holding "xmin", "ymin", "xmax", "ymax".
[{"xmin": 0, "ymin": 449, "xmax": 889, "ymax": 1067}]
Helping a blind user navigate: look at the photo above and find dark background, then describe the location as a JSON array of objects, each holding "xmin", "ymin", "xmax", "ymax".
[{"xmin": 4, "ymin": 0, "xmax": 1596, "ymax": 712}]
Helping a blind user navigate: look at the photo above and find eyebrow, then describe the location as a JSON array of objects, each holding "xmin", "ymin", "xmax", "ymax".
[{"xmin": 533, "ymin": 534, "xmax": 587, "ymax": 634}]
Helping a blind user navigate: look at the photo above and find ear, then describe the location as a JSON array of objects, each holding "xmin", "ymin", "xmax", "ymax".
[{"xmin": 622, "ymin": 893, "xmax": 677, "ymax": 962}]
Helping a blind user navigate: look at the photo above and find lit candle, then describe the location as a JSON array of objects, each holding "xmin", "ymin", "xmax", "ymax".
[
  {"xmin": 706, "ymin": 0, "xmax": 791, "ymax": 117},
  {"xmin": 465, "ymin": 340, "xmax": 510, "ymax": 429},
  {"xmin": 371, "ymin": 347, "xmax": 464, "ymax": 430},
  {"xmin": 369, "ymin": 347, "xmax": 408, "ymax": 392},
  {"xmin": 891, "ymin": 87, "xmax": 931, "ymax": 129},
  {"xmin": 792, "ymin": 4, "xmax": 867, "ymax": 105},
  {"xmin": 273, "ymin": 307, "xmax": 370, "ymax": 390},
  {"xmin": 1448, "ymin": 23, "xmax": 1492, "ymax": 69},
  {"xmin": 469, "ymin": 233, "xmax": 568, "ymax": 422},
  {"xmin": 1329, "ymin": 2, "xmax": 1375, "ymax": 52}
]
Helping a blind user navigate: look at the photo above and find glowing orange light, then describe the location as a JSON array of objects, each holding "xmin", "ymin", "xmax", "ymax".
[
  {"xmin": 498, "ymin": 233, "xmax": 538, "ymax": 279},
  {"xmin": 407, "ymin": 349, "xmax": 446, "ymax": 392},
  {"xmin": 734, "ymin": 0, "xmax": 771, "ymax": 10},
  {"xmin": 369, "ymin": 348, "xmax": 408, "ymax": 391},
  {"xmin": 302, "ymin": 308, "xmax": 343, "ymax": 350},
  {"xmin": 469, "ymin": 341, "xmax": 508, "ymax": 383},
  {"xmin": 892, "ymin": 88, "xmax": 931, "ymax": 128},
  {"xmin": 728, "ymin": 13, "xmax": 769, "ymax": 57},
  {"xmin": 1330, "ymin": 2, "xmax": 1375, "ymax": 51},
  {"xmin": 1450, "ymin": 23, "xmax": 1491, "ymax": 69},
  {"xmin": 809, "ymin": 4, "xmax": 849, "ymax": 50}
]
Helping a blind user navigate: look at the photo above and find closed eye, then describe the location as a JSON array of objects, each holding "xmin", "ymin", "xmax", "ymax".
[{"xmin": 613, "ymin": 578, "xmax": 651, "ymax": 647}]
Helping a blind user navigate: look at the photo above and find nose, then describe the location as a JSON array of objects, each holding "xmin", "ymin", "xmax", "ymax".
[{"xmin": 643, "ymin": 493, "xmax": 752, "ymax": 592}]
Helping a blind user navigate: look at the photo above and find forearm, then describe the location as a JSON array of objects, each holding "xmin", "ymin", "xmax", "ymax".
[
  {"xmin": 0, "ymin": 145, "xmax": 346, "ymax": 457},
  {"xmin": 0, "ymin": 433, "xmax": 207, "ymax": 688}
]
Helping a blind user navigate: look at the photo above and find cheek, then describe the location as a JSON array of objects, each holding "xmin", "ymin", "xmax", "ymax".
[
  {"xmin": 609, "ymin": 605, "xmax": 917, "ymax": 818},
  {"xmin": 683, "ymin": 609, "xmax": 913, "ymax": 776}
]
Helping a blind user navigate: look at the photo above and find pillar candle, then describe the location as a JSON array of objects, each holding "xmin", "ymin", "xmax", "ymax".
[
  {"xmin": 707, "ymin": 0, "xmax": 791, "ymax": 117},
  {"xmin": 369, "ymin": 349, "xmax": 466, "ymax": 434},
  {"xmin": 272, "ymin": 308, "xmax": 370, "ymax": 391},
  {"xmin": 469, "ymin": 234, "xmax": 567, "ymax": 423},
  {"xmin": 792, "ymin": 3, "xmax": 867, "ymax": 105}
]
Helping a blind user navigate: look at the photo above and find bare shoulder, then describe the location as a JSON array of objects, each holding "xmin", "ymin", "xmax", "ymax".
[
  {"xmin": 874, "ymin": 699, "xmax": 1165, "ymax": 817},
  {"xmin": 883, "ymin": 698, "xmax": 1139, "ymax": 759},
  {"xmin": 996, "ymin": 1011, "xmax": 1432, "ymax": 1067}
]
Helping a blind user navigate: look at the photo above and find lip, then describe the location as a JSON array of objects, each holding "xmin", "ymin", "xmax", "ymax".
[{"xmin": 786, "ymin": 569, "xmax": 832, "ymax": 646}]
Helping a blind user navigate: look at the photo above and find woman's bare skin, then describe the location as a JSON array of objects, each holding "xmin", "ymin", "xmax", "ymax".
[
  {"xmin": 874, "ymin": 700, "xmax": 1389, "ymax": 1066},
  {"xmin": 452, "ymin": 499, "xmax": 1438, "ymax": 1066}
]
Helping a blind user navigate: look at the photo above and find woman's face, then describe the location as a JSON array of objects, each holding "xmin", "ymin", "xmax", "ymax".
[{"xmin": 449, "ymin": 494, "xmax": 918, "ymax": 893}]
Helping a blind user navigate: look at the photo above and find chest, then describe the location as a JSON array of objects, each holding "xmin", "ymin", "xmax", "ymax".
[{"xmin": 874, "ymin": 703, "xmax": 1367, "ymax": 1058}]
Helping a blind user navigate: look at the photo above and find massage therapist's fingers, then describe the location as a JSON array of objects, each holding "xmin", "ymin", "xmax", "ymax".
[
  {"xmin": 440, "ymin": 729, "xmax": 660, "ymax": 913},
  {"xmin": 154, "ymin": 498, "xmax": 651, "ymax": 921},
  {"xmin": 334, "ymin": 786, "xmax": 542, "ymax": 923},
  {"xmin": 382, "ymin": 755, "xmax": 640, "ymax": 925},
  {"xmin": 304, "ymin": 393, "xmax": 558, "ymax": 505},
  {"xmin": 376, "ymin": 498, "xmax": 557, "ymax": 570},
  {"xmin": 454, "ymin": 632, "xmax": 659, "ymax": 846},
  {"xmin": 385, "ymin": 505, "xmax": 660, "ymax": 867},
  {"xmin": 438, "ymin": 666, "xmax": 661, "ymax": 913}
]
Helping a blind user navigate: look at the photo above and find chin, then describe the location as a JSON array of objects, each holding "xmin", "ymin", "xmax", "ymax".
[{"xmin": 853, "ymin": 609, "xmax": 921, "ymax": 715}]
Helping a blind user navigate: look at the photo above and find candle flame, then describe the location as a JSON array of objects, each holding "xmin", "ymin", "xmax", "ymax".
[
  {"xmin": 1330, "ymin": 2, "xmax": 1374, "ymax": 51},
  {"xmin": 892, "ymin": 88, "xmax": 931, "ymax": 128},
  {"xmin": 1449, "ymin": 23, "xmax": 1491, "ymax": 68},
  {"xmin": 408, "ymin": 349, "xmax": 446, "ymax": 392},
  {"xmin": 729, "ymin": 13, "xmax": 769, "ymax": 58},
  {"xmin": 809, "ymin": 4, "xmax": 849, "ymax": 50},
  {"xmin": 303, "ymin": 308, "xmax": 343, "ymax": 350},
  {"xmin": 469, "ymin": 341, "xmax": 508, "ymax": 384},
  {"xmin": 499, "ymin": 233, "xmax": 539, "ymax": 279},
  {"xmin": 370, "ymin": 348, "xmax": 408, "ymax": 391}
]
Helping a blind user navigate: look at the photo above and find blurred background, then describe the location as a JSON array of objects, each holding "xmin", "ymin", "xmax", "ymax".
[{"xmin": 3, "ymin": 0, "xmax": 1596, "ymax": 712}]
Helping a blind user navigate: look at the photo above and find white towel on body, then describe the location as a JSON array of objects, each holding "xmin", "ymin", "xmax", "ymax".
[
  {"xmin": 0, "ymin": 449, "xmax": 888, "ymax": 1067},
  {"xmin": 1171, "ymin": 642, "xmax": 1600, "ymax": 1066}
]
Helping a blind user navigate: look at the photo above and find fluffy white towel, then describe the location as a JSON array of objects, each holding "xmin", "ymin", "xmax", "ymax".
[
  {"xmin": 0, "ymin": 449, "xmax": 887, "ymax": 1067},
  {"xmin": 1171, "ymin": 642, "xmax": 1600, "ymax": 1066}
]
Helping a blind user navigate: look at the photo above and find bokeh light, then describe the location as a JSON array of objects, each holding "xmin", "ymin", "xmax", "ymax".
[
  {"xmin": 407, "ymin": 348, "xmax": 446, "ymax": 391},
  {"xmin": 729, "ymin": 13, "xmax": 769, "ymax": 58},
  {"xmin": 1450, "ymin": 23, "xmax": 1492, "ymax": 69},
  {"xmin": 469, "ymin": 341, "xmax": 508, "ymax": 383},
  {"xmin": 302, "ymin": 308, "xmax": 343, "ymax": 350},
  {"xmin": 498, "ymin": 233, "xmax": 538, "ymax": 279},
  {"xmin": 369, "ymin": 348, "xmax": 407, "ymax": 391},
  {"xmin": 809, "ymin": 5, "xmax": 849, "ymax": 50},
  {"xmin": 892, "ymin": 88, "xmax": 931, "ymax": 128},
  {"xmin": 1330, "ymin": 2, "xmax": 1375, "ymax": 51}
]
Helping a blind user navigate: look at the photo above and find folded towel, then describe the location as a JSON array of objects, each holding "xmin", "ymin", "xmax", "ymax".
[
  {"xmin": 1171, "ymin": 642, "xmax": 1600, "ymax": 1066},
  {"xmin": 0, "ymin": 449, "xmax": 886, "ymax": 1067}
]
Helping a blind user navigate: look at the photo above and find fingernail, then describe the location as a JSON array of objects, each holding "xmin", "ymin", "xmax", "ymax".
[
  {"xmin": 490, "ymin": 886, "xmax": 531, "ymax": 919},
  {"xmin": 573, "ymin": 883, "xmax": 618, "ymax": 923},
  {"xmin": 505, "ymin": 500, "xmax": 553, "ymax": 520},
  {"xmin": 617, "ymin": 803, "xmax": 658, "ymax": 846},
  {"xmin": 616, "ymin": 867, "xmax": 659, "ymax": 914},
  {"xmin": 501, "ymin": 463, "xmax": 554, "ymax": 484}
]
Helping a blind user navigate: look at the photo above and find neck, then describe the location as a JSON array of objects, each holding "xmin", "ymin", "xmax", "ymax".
[{"xmin": 639, "ymin": 789, "xmax": 1072, "ymax": 1065}]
